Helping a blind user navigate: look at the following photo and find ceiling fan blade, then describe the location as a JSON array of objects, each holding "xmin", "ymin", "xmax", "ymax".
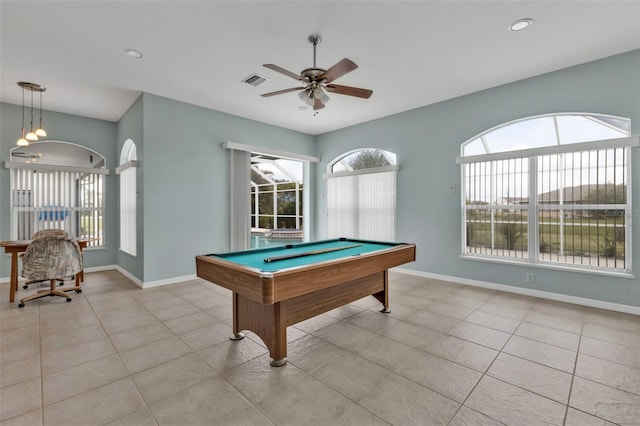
[
  {"xmin": 319, "ymin": 58, "xmax": 358, "ymax": 83},
  {"xmin": 325, "ymin": 84, "xmax": 373, "ymax": 99},
  {"xmin": 313, "ymin": 98, "xmax": 325, "ymax": 111},
  {"xmin": 263, "ymin": 64, "xmax": 303, "ymax": 81},
  {"xmin": 261, "ymin": 87, "xmax": 305, "ymax": 97}
]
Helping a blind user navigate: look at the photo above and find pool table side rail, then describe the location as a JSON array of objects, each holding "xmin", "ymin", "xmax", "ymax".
[
  {"xmin": 195, "ymin": 243, "xmax": 416, "ymax": 305},
  {"xmin": 269, "ymin": 243, "xmax": 415, "ymax": 303},
  {"xmin": 196, "ymin": 255, "xmax": 274, "ymax": 304}
]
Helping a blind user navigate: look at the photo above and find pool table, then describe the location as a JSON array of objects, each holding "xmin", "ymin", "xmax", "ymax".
[{"xmin": 195, "ymin": 238, "xmax": 416, "ymax": 366}]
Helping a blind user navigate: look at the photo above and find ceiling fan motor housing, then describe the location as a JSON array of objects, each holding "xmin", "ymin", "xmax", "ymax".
[{"xmin": 301, "ymin": 68, "xmax": 326, "ymax": 83}]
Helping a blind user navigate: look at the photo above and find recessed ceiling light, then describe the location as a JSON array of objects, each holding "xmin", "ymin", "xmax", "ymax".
[
  {"xmin": 124, "ymin": 48, "xmax": 143, "ymax": 59},
  {"xmin": 509, "ymin": 18, "xmax": 533, "ymax": 32}
]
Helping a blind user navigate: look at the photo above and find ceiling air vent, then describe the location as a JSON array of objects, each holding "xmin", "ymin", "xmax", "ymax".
[{"xmin": 242, "ymin": 73, "xmax": 268, "ymax": 86}]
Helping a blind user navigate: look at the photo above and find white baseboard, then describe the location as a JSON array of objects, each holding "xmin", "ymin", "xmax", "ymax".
[
  {"xmin": 2, "ymin": 265, "xmax": 194, "ymax": 291},
  {"xmin": 140, "ymin": 273, "xmax": 198, "ymax": 289},
  {"xmin": 84, "ymin": 265, "xmax": 118, "ymax": 274},
  {"xmin": 393, "ymin": 267, "xmax": 640, "ymax": 316},
  {"xmin": 114, "ymin": 266, "xmax": 144, "ymax": 288},
  {"xmin": 113, "ymin": 266, "xmax": 197, "ymax": 289}
]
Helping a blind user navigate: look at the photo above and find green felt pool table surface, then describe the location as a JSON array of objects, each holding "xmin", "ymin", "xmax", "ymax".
[{"xmin": 211, "ymin": 238, "xmax": 401, "ymax": 272}]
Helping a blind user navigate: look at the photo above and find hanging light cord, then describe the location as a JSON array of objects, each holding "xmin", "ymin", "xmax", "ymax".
[
  {"xmin": 30, "ymin": 90, "xmax": 35, "ymax": 132},
  {"xmin": 21, "ymin": 87, "xmax": 25, "ymax": 132},
  {"xmin": 39, "ymin": 91, "xmax": 43, "ymax": 128}
]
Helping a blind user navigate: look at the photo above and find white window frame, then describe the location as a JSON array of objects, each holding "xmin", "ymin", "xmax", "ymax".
[
  {"xmin": 457, "ymin": 114, "xmax": 638, "ymax": 277},
  {"xmin": 6, "ymin": 141, "xmax": 108, "ymax": 247},
  {"xmin": 223, "ymin": 141, "xmax": 319, "ymax": 249},
  {"xmin": 116, "ymin": 139, "xmax": 137, "ymax": 256}
]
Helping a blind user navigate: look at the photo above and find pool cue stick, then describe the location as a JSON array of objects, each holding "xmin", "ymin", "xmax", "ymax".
[{"xmin": 263, "ymin": 244, "xmax": 363, "ymax": 263}]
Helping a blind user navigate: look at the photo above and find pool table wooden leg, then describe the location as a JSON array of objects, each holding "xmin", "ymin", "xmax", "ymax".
[
  {"xmin": 231, "ymin": 292, "xmax": 245, "ymax": 340},
  {"xmin": 231, "ymin": 292, "xmax": 288, "ymax": 367},
  {"xmin": 374, "ymin": 270, "xmax": 391, "ymax": 313}
]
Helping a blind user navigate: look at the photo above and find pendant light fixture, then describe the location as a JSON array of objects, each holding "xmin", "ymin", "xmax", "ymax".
[
  {"xmin": 16, "ymin": 85, "xmax": 28, "ymax": 146},
  {"xmin": 35, "ymin": 88, "xmax": 47, "ymax": 137},
  {"xmin": 25, "ymin": 89, "xmax": 38, "ymax": 141},
  {"xmin": 16, "ymin": 82, "xmax": 47, "ymax": 146}
]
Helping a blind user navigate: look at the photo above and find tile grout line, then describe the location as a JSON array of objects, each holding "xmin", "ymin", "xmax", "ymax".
[
  {"xmin": 562, "ymin": 309, "xmax": 585, "ymax": 425},
  {"xmin": 445, "ymin": 297, "xmax": 531, "ymax": 425},
  {"xmin": 83, "ymin": 287, "xmax": 161, "ymax": 426}
]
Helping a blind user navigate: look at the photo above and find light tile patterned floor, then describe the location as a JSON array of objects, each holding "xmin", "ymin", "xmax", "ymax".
[{"xmin": 1, "ymin": 270, "xmax": 639, "ymax": 425}]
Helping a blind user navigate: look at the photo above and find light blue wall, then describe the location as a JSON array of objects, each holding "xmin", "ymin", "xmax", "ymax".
[
  {"xmin": 1, "ymin": 94, "xmax": 315, "ymax": 284},
  {"xmin": 0, "ymin": 103, "xmax": 119, "ymax": 277},
  {"xmin": 3, "ymin": 51, "xmax": 638, "ymax": 309},
  {"xmin": 116, "ymin": 95, "xmax": 144, "ymax": 280},
  {"xmin": 140, "ymin": 93, "xmax": 316, "ymax": 281},
  {"xmin": 315, "ymin": 50, "xmax": 640, "ymax": 307}
]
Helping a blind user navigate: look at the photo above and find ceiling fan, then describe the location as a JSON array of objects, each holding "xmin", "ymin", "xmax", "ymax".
[{"xmin": 261, "ymin": 34, "xmax": 373, "ymax": 112}]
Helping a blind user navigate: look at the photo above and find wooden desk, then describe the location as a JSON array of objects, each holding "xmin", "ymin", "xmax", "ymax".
[{"xmin": 1, "ymin": 239, "xmax": 92, "ymax": 303}]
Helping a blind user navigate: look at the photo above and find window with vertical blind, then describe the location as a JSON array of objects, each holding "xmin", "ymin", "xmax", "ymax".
[
  {"xmin": 7, "ymin": 141, "xmax": 108, "ymax": 246},
  {"xmin": 326, "ymin": 149, "xmax": 398, "ymax": 241},
  {"xmin": 117, "ymin": 139, "xmax": 137, "ymax": 256},
  {"xmin": 457, "ymin": 113, "xmax": 637, "ymax": 275}
]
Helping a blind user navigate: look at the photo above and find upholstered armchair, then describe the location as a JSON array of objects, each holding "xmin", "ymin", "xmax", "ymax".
[{"xmin": 18, "ymin": 229, "xmax": 83, "ymax": 308}]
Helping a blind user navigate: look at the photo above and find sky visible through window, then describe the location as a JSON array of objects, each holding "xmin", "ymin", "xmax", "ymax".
[
  {"xmin": 462, "ymin": 114, "xmax": 630, "ymax": 203},
  {"xmin": 253, "ymin": 159, "xmax": 302, "ymax": 182}
]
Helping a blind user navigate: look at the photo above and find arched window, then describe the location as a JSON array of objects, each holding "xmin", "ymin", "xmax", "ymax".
[
  {"xmin": 326, "ymin": 148, "xmax": 398, "ymax": 241},
  {"xmin": 457, "ymin": 113, "xmax": 637, "ymax": 274},
  {"xmin": 8, "ymin": 141, "xmax": 108, "ymax": 246},
  {"xmin": 116, "ymin": 139, "xmax": 137, "ymax": 256}
]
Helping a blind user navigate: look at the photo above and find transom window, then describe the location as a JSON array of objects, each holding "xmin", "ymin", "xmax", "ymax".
[
  {"xmin": 117, "ymin": 139, "xmax": 137, "ymax": 256},
  {"xmin": 7, "ymin": 141, "xmax": 107, "ymax": 247},
  {"xmin": 458, "ymin": 113, "xmax": 637, "ymax": 275},
  {"xmin": 326, "ymin": 149, "xmax": 398, "ymax": 241}
]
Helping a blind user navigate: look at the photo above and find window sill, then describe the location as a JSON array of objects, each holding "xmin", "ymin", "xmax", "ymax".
[
  {"xmin": 460, "ymin": 254, "xmax": 635, "ymax": 279},
  {"xmin": 119, "ymin": 248, "xmax": 137, "ymax": 257}
]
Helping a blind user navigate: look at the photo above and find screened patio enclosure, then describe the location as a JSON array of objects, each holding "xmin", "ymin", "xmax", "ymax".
[
  {"xmin": 250, "ymin": 153, "xmax": 303, "ymax": 238},
  {"xmin": 7, "ymin": 141, "xmax": 107, "ymax": 247}
]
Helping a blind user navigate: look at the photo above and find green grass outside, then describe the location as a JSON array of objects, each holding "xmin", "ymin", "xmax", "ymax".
[{"xmin": 467, "ymin": 218, "xmax": 625, "ymax": 258}]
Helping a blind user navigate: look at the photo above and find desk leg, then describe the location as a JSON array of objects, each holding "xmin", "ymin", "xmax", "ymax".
[{"xmin": 9, "ymin": 253, "xmax": 18, "ymax": 303}]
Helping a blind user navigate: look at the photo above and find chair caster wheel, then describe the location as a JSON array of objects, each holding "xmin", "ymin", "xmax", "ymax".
[
  {"xmin": 66, "ymin": 298, "xmax": 72, "ymax": 302},
  {"xmin": 18, "ymin": 302, "xmax": 25, "ymax": 308},
  {"xmin": 75, "ymin": 289, "xmax": 82, "ymax": 293},
  {"xmin": 23, "ymin": 285, "xmax": 28, "ymax": 289}
]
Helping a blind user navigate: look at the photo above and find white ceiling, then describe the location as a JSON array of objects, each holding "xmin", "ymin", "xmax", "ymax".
[{"xmin": 1, "ymin": 1, "xmax": 639, "ymax": 136}]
